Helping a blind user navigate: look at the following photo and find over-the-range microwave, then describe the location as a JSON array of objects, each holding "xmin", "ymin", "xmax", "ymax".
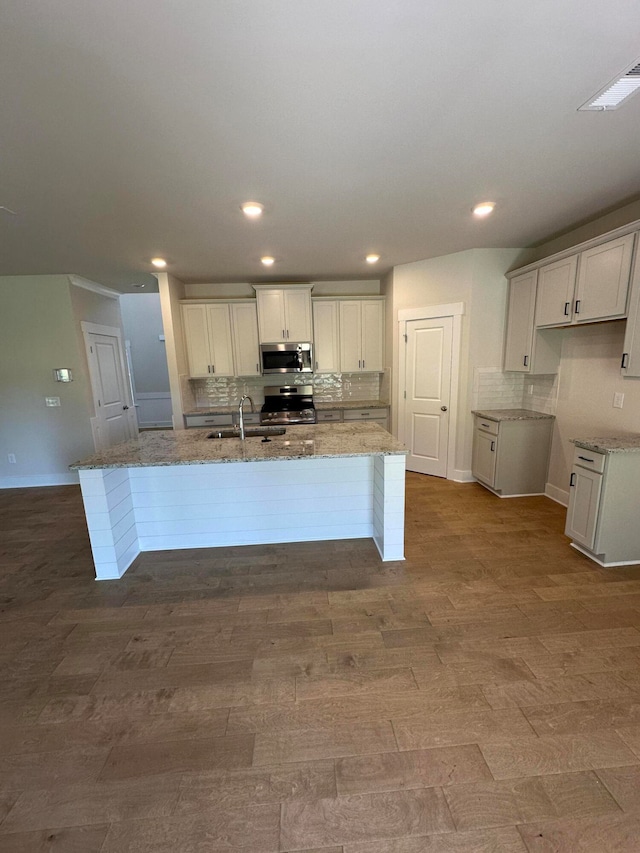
[{"xmin": 260, "ymin": 342, "xmax": 313, "ymax": 375}]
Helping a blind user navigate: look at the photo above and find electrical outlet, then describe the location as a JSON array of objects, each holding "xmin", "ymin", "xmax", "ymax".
[
  {"xmin": 45, "ymin": 397, "xmax": 61, "ymax": 407},
  {"xmin": 7, "ymin": 453, "xmax": 16, "ymax": 464},
  {"xmin": 613, "ymin": 392, "xmax": 624, "ymax": 409}
]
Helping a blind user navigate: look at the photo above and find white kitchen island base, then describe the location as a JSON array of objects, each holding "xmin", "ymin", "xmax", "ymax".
[{"xmin": 79, "ymin": 453, "xmax": 405, "ymax": 580}]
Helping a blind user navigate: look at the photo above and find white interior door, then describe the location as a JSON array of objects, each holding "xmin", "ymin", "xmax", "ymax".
[
  {"xmin": 86, "ymin": 330, "xmax": 135, "ymax": 449},
  {"xmin": 403, "ymin": 316, "xmax": 453, "ymax": 477}
]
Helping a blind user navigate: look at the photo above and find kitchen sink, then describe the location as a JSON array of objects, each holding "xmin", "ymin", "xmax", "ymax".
[{"xmin": 206, "ymin": 426, "xmax": 286, "ymax": 439}]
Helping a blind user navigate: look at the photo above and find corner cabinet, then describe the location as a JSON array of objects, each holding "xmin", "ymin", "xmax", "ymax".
[
  {"xmin": 503, "ymin": 272, "xmax": 561, "ymax": 374},
  {"xmin": 254, "ymin": 286, "xmax": 313, "ymax": 343},
  {"xmin": 339, "ymin": 299, "xmax": 384, "ymax": 372},
  {"xmin": 472, "ymin": 414, "xmax": 553, "ymax": 497},
  {"xmin": 565, "ymin": 444, "xmax": 640, "ymax": 566},
  {"xmin": 182, "ymin": 303, "xmax": 235, "ymax": 378},
  {"xmin": 181, "ymin": 300, "xmax": 260, "ymax": 379}
]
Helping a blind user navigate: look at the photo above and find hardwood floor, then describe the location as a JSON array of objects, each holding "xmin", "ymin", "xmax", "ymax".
[{"xmin": 1, "ymin": 473, "xmax": 640, "ymax": 851}]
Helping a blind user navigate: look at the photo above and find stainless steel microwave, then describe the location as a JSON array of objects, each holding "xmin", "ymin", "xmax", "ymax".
[{"xmin": 260, "ymin": 342, "xmax": 313, "ymax": 375}]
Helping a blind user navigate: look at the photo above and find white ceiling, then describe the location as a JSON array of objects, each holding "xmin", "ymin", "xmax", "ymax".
[{"xmin": 2, "ymin": 0, "xmax": 640, "ymax": 292}]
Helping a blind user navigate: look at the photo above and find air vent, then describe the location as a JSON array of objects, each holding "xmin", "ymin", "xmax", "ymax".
[{"xmin": 579, "ymin": 59, "xmax": 640, "ymax": 110}]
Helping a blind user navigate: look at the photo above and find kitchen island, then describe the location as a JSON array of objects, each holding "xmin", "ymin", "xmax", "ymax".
[{"xmin": 70, "ymin": 423, "xmax": 407, "ymax": 580}]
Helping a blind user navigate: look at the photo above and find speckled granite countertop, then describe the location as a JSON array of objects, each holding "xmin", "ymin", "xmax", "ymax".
[
  {"xmin": 70, "ymin": 423, "xmax": 407, "ymax": 470},
  {"xmin": 572, "ymin": 435, "xmax": 640, "ymax": 454},
  {"xmin": 183, "ymin": 400, "xmax": 389, "ymax": 416},
  {"xmin": 472, "ymin": 408, "xmax": 555, "ymax": 422}
]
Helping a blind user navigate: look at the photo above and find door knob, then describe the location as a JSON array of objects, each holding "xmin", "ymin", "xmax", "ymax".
[
  {"xmin": 122, "ymin": 405, "xmax": 129, "ymax": 410},
  {"xmin": 441, "ymin": 405, "xmax": 448, "ymax": 412}
]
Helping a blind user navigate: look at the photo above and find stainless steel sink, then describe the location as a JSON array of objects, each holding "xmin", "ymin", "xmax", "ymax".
[{"xmin": 207, "ymin": 426, "xmax": 286, "ymax": 440}]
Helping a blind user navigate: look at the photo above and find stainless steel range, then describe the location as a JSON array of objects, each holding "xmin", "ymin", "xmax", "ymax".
[{"xmin": 260, "ymin": 385, "xmax": 316, "ymax": 425}]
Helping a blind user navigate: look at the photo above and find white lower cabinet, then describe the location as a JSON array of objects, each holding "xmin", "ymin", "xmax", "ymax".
[
  {"xmin": 472, "ymin": 414, "xmax": 553, "ymax": 497},
  {"xmin": 565, "ymin": 445, "xmax": 640, "ymax": 566}
]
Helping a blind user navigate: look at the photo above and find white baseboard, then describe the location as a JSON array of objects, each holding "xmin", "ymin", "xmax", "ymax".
[
  {"xmin": 0, "ymin": 473, "xmax": 79, "ymax": 489},
  {"xmin": 545, "ymin": 482, "xmax": 569, "ymax": 506},
  {"xmin": 452, "ymin": 469, "xmax": 474, "ymax": 483}
]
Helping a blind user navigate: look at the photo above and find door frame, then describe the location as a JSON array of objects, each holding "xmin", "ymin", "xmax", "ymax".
[
  {"xmin": 81, "ymin": 321, "xmax": 136, "ymax": 451},
  {"xmin": 397, "ymin": 302, "xmax": 464, "ymax": 481}
]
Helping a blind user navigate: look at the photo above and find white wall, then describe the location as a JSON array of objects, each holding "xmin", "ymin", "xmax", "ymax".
[
  {"xmin": 387, "ymin": 248, "xmax": 523, "ymax": 476},
  {"xmin": 0, "ymin": 276, "xmax": 95, "ymax": 487},
  {"xmin": 120, "ymin": 294, "xmax": 170, "ymax": 393},
  {"xmin": 546, "ymin": 321, "xmax": 640, "ymax": 497}
]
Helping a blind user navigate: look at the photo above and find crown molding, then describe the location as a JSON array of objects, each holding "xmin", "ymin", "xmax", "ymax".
[{"xmin": 68, "ymin": 275, "xmax": 121, "ymax": 299}]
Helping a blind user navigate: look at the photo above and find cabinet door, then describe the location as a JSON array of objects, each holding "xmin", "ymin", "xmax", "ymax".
[
  {"xmin": 535, "ymin": 256, "xmax": 578, "ymax": 326},
  {"xmin": 339, "ymin": 301, "xmax": 362, "ymax": 371},
  {"xmin": 313, "ymin": 301, "xmax": 339, "ymax": 372},
  {"xmin": 575, "ymin": 233, "xmax": 635, "ymax": 323},
  {"xmin": 361, "ymin": 300, "xmax": 384, "ymax": 371},
  {"xmin": 256, "ymin": 290, "xmax": 285, "ymax": 342},
  {"xmin": 504, "ymin": 272, "xmax": 536, "ymax": 372},
  {"xmin": 472, "ymin": 429, "xmax": 498, "ymax": 488},
  {"xmin": 182, "ymin": 304, "xmax": 212, "ymax": 377},
  {"xmin": 565, "ymin": 466, "xmax": 603, "ymax": 549},
  {"xmin": 284, "ymin": 290, "xmax": 312, "ymax": 340},
  {"xmin": 206, "ymin": 304, "xmax": 234, "ymax": 376},
  {"xmin": 621, "ymin": 236, "xmax": 640, "ymax": 376},
  {"xmin": 231, "ymin": 303, "xmax": 260, "ymax": 376}
]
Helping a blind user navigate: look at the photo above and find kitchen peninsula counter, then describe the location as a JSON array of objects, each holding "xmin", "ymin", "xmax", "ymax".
[{"xmin": 71, "ymin": 424, "xmax": 407, "ymax": 580}]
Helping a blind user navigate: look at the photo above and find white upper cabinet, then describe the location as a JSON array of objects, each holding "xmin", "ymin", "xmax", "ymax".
[
  {"xmin": 312, "ymin": 300, "xmax": 339, "ymax": 373},
  {"xmin": 622, "ymin": 237, "xmax": 640, "ymax": 376},
  {"xmin": 230, "ymin": 302, "xmax": 260, "ymax": 376},
  {"xmin": 575, "ymin": 233, "xmax": 635, "ymax": 323},
  {"xmin": 254, "ymin": 286, "xmax": 313, "ymax": 342},
  {"xmin": 535, "ymin": 257, "xmax": 578, "ymax": 327},
  {"xmin": 339, "ymin": 299, "xmax": 384, "ymax": 372},
  {"xmin": 182, "ymin": 303, "xmax": 234, "ymax": 378},
  {"xmin": 534, "ymin": 233, "xmax": 634, "ymax": 328},
  {"xmin": 504, "ymin": 271, "xmax": 536, "ymax": 372}
]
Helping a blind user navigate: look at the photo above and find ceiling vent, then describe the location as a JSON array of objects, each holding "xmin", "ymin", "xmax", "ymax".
[{"xmin": 579, "ymin": 60, "xmax": 640, "ymax": 110}]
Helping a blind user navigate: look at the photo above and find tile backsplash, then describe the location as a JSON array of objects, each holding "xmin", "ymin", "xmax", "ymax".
[
  {"xmin": 189, "ymin": 373, "xmax": 383, "ymax": 408},
  {"xmin": 473, "ymin": 368, "xmax": 558, "ymax": 415}
]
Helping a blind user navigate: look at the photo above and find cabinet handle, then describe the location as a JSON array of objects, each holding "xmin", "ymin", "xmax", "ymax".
[
  {"xmin": 286, "ymin": 329, "xmax": 289, "ymax": 339},
  {"xmin": 360, "ymin": 412, "xmax": 370, "ymax": 417},
  {"xmin": 256, "ymin": 363, "xmax": 259, "ymax": 373},
  {"xmin": 358, "ymin": 359, "xmax": 361, "ymax": 369},
  {"xmin": 523, "ymin": 355, "xmax": 529, "ymax": 367},
  {"xmin": 564, "ymin": 301, "xmax": 570, "ymax": 316},
  {"xmin": 362, "ymin": 359, "xmax": 365, "ymax": 369},
  {"xmin": 282, "ymin": 329, "xmax": 285, "ymax": 339},
  {"xmin": 315, "ymin": 361, "xmax": 318, "ymax": 370},
  {"xmin": 490, "ymin": 441, "xmax": 495, "ymax": 452},
  {"xmin": 481, "ymin": 422, "xmax": 491, "ymax": 428},
  {"xmin": 211, "ymin": 364, "xmax": 215, "ymax": 373},
  {"xmin": 578, "ymin": 456, "xmax": 595, "ymax": 463},
  {"xmin": 570, "ymin": 472, "xmax": 576, "ymax": 487},
  {"xmin": 621, "ymin": 353, "xmax": 629, "ymax": 369},
  {"xmin": 575, "ymin": 299, "xmax": 581, "ymax": 314},
  {"xmin": 207, "ymin": 365, "xmax": 211, "ymax": 373}
]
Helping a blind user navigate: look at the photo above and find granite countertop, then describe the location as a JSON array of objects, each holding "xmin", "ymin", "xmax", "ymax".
[
  {"xmin": 183, "ymin": 400, "xmax": 389, "ymax": 416},
  {"xmin": 572, "ymin": 435, "xmax": 640, "ymax": 454},
  {"xmin": 70, "ymin": 422, "xmax": 407, "ymax": 470},
  {"xmin": 472, "ymin": 408, "xmax": 555, "ymax": 422}
]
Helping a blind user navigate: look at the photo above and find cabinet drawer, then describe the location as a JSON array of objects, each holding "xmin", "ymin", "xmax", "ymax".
[
  {"xmin": 474, "ymin": 416, "xmax": 499, "ymax": 436},
  {"xmin": 343, "ymin": 408, "xmax": 388, "ymax": 421},
  {"xmin": 572, "ymin": 446, "xmax": 606, "ymax": 473},
  {"xmin": 234, "ymin": 412, "xmax": 261, "ymax": 425},
  {"xmin": 316, "ymin": 410, "xmax": 343, "ymax": 422},
  {"xmin": 185, "ymin": 414, "xmax": 233, "ymax": 428}
]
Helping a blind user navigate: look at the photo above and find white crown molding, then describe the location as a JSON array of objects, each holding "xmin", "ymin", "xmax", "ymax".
[{"xmin": 68, "ymin": 274, "xmax": 121, "ymax": 299}]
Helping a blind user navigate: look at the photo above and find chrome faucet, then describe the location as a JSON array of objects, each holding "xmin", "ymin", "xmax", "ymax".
[{"xmin": 238, "ymin": 395, "xmax": 254, "ymax": 440}]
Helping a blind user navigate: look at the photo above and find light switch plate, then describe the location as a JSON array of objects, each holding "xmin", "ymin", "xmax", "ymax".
[
  {"xmin": 613, "ymin": 392, "xmax": 624, "ymax": 409},
  {"xmin": 45, "ymin": 397, "xmax": 61, "ymax": 407}
]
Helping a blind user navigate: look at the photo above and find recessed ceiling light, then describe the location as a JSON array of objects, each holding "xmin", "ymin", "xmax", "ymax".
[
  {"xmin": 579, "ymin": 59, "xmax": 640, "ymax": 110},
  {"xmin": 242, "ymin": 202, "xmax": 264, "ymax": 218},
  {"xmin": 151, "ymin": 258, "xmax": 167, "ymax": 268},
  {"xmin": 365, "ymin": 254, "xmax": 380, "ymax": 264},
  {"xmin": 261, "ymin": 256, "xmax": 275, "ymax": 266},
  {"xmin": 473, "ymin": 202, "xmax": 495, "ymax": 218}
]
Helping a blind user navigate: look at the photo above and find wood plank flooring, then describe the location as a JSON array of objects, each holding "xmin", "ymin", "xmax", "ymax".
[{"xmin": 1, "ymin": 473, "xmax": 640, "ymax": 851}]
